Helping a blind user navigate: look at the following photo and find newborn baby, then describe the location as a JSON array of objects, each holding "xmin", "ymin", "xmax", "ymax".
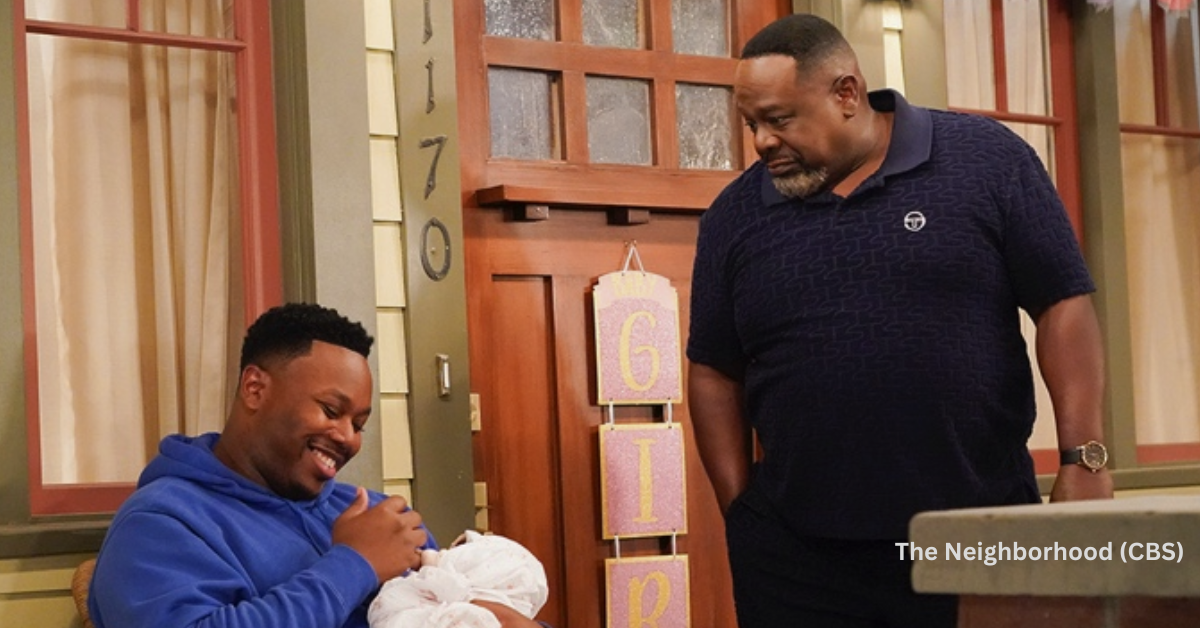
[{"xmin": 368, "ymin": 530, "xmax": 549, "ymax": 628}]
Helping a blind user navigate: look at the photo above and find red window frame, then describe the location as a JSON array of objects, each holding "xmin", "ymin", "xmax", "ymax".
[{"xmin": 15, "ymin": 0, "xmax": 282, "ymax": 515}]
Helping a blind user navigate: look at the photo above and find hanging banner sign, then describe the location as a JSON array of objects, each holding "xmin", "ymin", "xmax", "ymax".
[
  {"xmin": 593, "ymin": 266, "xmax": 683, "ymax": 405},
  {"xmin": 605, "ymin": 555, "xmax": 691, "ymax": 628},
  {"xmin": 600, "ymin": 423, "xmax": 687, "ymax": 539}
]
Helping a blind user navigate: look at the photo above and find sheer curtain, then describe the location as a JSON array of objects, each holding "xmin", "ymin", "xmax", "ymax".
[
  {"xmin": 28, "ymin": 0, "xmax": 240, "ymax": 484},
  {"xmin": 943, "ymin": 1, "xmax": 996, "ymax": 110},
  {"xmin": 1113, "ymin": 0, "xmax": 1200, "ymax": 446},
  {"xmin": 943, "ymin": 0, "xmax": 1059, "ymax": 453}
]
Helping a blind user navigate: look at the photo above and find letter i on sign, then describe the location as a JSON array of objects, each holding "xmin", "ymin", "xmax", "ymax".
[{"xmin": 599, "ymin": 423, "xmax": 687, "ymax": 538}]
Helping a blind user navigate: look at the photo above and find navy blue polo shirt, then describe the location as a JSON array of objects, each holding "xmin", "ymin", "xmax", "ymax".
[{"xmin": 687, "ymin": 90, "xmax": 1095, "ymax": 540}]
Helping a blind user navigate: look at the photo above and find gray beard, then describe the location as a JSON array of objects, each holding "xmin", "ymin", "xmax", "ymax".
[{"xmin": 771, "ymin": 167, "xmax": 829, "ymax": 200}]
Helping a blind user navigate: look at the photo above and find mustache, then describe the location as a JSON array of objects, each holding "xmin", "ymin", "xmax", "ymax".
[{"xmin": 761, "ymin": 149, "xmax": 806, "ymax": 166}]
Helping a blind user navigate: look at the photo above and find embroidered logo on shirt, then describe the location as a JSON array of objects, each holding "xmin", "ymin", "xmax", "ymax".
[{"xmin": 903, "ymin": 211, "xmax": 926, "ymax": 232}]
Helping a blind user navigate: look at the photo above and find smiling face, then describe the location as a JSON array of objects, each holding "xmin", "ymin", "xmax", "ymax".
[
  {"xmin": 734, "ymin": 54, "xmax": 853, "ymax": 199},
  {"xmin": 234, "ymin": 340, "xmax": 373, "ymax": 500}
]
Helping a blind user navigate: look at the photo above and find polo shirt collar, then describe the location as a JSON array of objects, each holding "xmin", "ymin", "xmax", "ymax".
[{"xmin": 761, "ymin": 89, "xmax": 932, "ymax": 207}]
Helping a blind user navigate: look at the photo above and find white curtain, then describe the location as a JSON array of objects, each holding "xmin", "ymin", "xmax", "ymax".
[
  {"xmin": 943, "ymin": 1, "xmax": 996, "ymax": 110},
  {"xmin": 943, "ymin": 0, "xmax": 1059, "ymax": 453},
  {"xmin": 1113, "ymin": 0, "xmax": 1200, "ymax": 445},
  {"xmin": 28, "ymin": 0, "xmax": 240, "ymax": 484}
]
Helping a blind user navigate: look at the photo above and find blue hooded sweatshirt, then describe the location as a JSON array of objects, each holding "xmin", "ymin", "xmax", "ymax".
[{"xmin": 87, "ymin": 433, "xmax": 435, "ymax": 628}]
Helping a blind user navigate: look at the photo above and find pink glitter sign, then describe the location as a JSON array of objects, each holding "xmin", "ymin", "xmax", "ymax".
[
  {"xmin": 600, "ymin": 424, "xmax": 687, "ymax": 539},
  {"xmin": 605, "ymin": 556, "xmax": 690, "ymax": 628},
  {"xmin": 593, "ymin": 271, "xmax": 682, "ymax": 405}
]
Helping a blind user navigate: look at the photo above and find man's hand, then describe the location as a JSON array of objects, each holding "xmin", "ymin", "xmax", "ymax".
[
  {"xmin": 471, "ymin": 600, "xmax": 542, "ymax": 628},
  {"xmin": 333, "ymin": 488, "xmax": 427, "ymax": 581},
  {"xmin": 1049, "ymin": 464, "xmax": 1114, "ymax": 502}
]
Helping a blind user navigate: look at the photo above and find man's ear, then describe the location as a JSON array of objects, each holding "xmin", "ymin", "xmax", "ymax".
[
  {"xmin": 239, "ymin": 365, "xmax": 270, "ymax": 410},
  {"xmin": 833, "ymin": 73, "xmax": 862, "ymax": 115}
]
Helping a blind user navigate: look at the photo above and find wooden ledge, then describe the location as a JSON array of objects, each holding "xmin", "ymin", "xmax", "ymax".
[
  {"xmin": 476, "ymin": 182, "xmax": 723, "ymax": 211},
  {"xmin": 477, "ymin": 183, "xmax": 723, "ymax": 224}
]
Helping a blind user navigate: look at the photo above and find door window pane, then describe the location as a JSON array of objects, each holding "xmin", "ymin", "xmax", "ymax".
[
  {"xmin": 486, "ymin": 0, "xmax": 556, "ymax": 41},
  {"xmin": 676, "ymin": 83, "xmax": 735, "ymax": 170},
  {"xmin": 489, "ymin": 68, "xmax": 560, "ymax": 160},
  {"xmin": 672, "ymin": 0, "xmax": 729, "ymax": 57},
  {"xmin": 586, "ymin": 76, "xmax": 652, "ymax": 165},
  {"xmin": 583, "ymin": 0, "xmax": 645, "ymax": 49}
]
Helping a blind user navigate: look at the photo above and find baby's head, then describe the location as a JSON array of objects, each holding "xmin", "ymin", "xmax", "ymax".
[{"xmin": 418, "ymin": 530, "xmax": 472, "ymax": 569}]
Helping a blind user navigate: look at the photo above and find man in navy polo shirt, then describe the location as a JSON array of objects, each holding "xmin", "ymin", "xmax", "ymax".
[{"xmin": 687, "ymin": 14, "xmax": 1113, "ymax": 627}]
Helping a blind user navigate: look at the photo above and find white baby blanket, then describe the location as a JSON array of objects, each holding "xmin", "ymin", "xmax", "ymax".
[{"xmin": 368, "ymin": 531, "xmax": 549, "ymax": 628}]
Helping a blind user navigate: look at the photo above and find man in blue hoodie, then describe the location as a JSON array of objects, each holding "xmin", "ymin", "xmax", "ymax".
[{"xmin": 88, "ymin": 303, "xmax": 538, "ymax": 628}]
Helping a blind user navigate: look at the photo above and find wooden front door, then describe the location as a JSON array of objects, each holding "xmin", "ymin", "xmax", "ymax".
[
  {"xmin": 466, "ymin": 210, "xmax": 727, "ymax": 627},
  {"xmin": 454, "ymin": 1, "xmax": 789, "ymax": 625}
]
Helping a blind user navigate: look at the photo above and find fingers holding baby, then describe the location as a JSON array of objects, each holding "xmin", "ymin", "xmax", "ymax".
[{"xmin": 333, "ymin": 487, "xmax": 427, "ymax": 581}]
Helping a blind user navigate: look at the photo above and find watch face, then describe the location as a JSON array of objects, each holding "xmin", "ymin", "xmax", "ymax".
[{"xmin": 1081, "ymin": 441, "xmax": 1108, "ymax": 470}]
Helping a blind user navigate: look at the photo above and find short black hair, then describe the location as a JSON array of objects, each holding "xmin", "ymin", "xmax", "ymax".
[
  {"xmin": 741, "ymin": 13, "xmax": 853, "ymax": 73},
  {"xmin": 239, "ymin": 302, "xmax": 374, "ymax": 371}
]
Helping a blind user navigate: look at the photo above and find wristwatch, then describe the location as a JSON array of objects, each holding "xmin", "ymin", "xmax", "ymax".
[{"xmin": 1060, "ymin": 440, "xmax": 1108, "ymax": 473}]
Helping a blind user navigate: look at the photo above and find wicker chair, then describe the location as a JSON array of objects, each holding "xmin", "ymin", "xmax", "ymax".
[{"xmin": 70, "ymin": 558, "xmax": 97, "ymax": 628}]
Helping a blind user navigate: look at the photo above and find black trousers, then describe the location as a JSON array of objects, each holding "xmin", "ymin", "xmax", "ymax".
[{"xmin": 724, "ymin": 490, "xmax": 957, "ymax": 628}]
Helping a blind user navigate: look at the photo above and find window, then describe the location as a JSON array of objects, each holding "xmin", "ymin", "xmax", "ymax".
[
  {"xmin": 459, "ymin": 0, "xmax": 789, "ymax": 211},
  {"xmin": 17, "ymin": 0, "xmax": 280, "ymax": 515},
  {"xmin": 1113, "ymin": 0, "xmax": 1200, "ymax": 465},
  {"xmin": 943, "ymin": 0, "xmax": 1082, "ymax": 474}
]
